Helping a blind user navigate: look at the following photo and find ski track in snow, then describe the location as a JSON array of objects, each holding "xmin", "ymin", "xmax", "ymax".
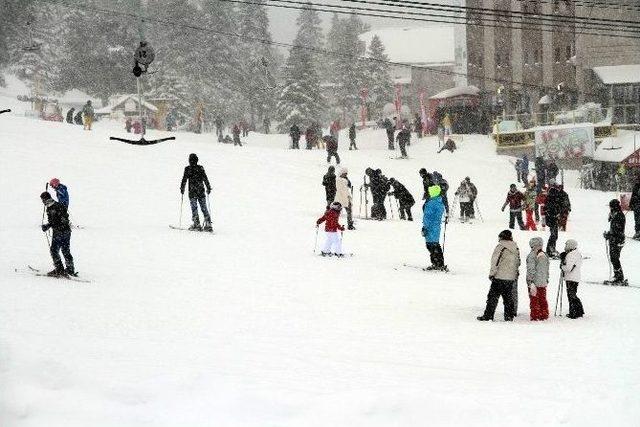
[{"xmin": 1, "ymin": 110, "xmax": 639, "ymax": 426}]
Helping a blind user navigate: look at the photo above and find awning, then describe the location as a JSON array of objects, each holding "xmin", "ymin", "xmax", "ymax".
[{"xmin": 593, "ymin": 64, "xmax": 640, "ymax": 85}]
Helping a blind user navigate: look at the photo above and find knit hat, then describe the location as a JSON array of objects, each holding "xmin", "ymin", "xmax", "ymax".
[
  {"xmin": 340, "ymin": 167, "xmax": 348, "ymax": 175},
  {"xmin": 49, "ymin": 178, "xmax": 60, "ymax": 188},
  {"xmin": 498, "ymin": 229, "xmax": 512, "ymax": 241},
  {"xmin": 330, "ymin": 201, "xmax": 342, "ymax": 210},
  {"xmin": 565, "ymin": 239, "xmax": 578, "ymax": 250},
  {"xmin": 529, "ymin": 237, "xmax": 544, "ymax": 249},
  {"xmin": 609, "ymin": 199, "xmax": 621, "ymax": 209},
  {"xmin": 188, "ymin": 153, "xmax": 198, "ymax": 165},
  {"xmin": 40, "ymin": 191, "xmax": 52, "ymax": 200},
  {"xmin": 428, "ymin": 185, "xmax": 441, "ymax": 198}
]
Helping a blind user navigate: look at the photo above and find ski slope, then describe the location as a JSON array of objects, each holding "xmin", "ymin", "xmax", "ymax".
[{"xmin": 1, "ymin": 111, "xmax": 639, "ymax": 426}]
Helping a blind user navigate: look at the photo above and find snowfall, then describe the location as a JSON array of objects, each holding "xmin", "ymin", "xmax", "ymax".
[{"xmin": 1, "ymin": 89, "xmax": 639, "ymax": 427}]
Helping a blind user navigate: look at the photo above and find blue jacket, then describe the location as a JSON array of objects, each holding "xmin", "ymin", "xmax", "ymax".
[
  {"xmin": 422, "ymin": 195, "xmax": 444, "ymax": 243},
  {"xmin": 55, "ymin": 184, "xmax": 69, "ymax": 207}
]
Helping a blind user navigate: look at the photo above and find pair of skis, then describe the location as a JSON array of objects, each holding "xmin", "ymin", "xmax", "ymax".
[
  {"xmin": 169, "ymin": 225, "xmax": 214, "ymax": 233},
  {"xmin": 16, "ymin": 266, "xmax": 91, "ymax": 283}
]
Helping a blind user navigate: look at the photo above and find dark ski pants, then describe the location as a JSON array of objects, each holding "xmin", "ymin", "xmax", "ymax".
[
  {"xmin": 547, "ymin": 215, "xmax": 559, "ymax": 254},
  {"xmin": 509, "ymin": 210, "xmax": 525, "ymax": 230},
  {"xmin": 565, "ymin": 281, "xmax": 584, "ymax": 318},
  {"xmin": 482, "ymin": 279, "xmax": 515, "ymax": 320},
  {"xmin": 327, "ymin": 151, "xmax": 340, "ymax": 164},
  {"xmin": 460, "ymin": 202, "xmax": 473, "ymax": 219},
  {"xmin": 399, "ymin": 203, "xmax": 413, "ymax": 220},
  {"xmin": 51, "ymin": 231, "xmax": 74, "ymax": 272},
  {"xmin": 233, "ymin": 137, "xmax": 242, "ymax": 146},
  {"xmin": 326, "ymin": 192, "xmax": 336, "ymax": 209},
  {"xmin": 345, "ymin": 202, "xmax": 354, "ymax": 227},
  {"xmin": 387, "ymin": 131, "xmax": 394, "ymax": 149},
  {"xmin": 426, "ymin": 242, "xmax": 444, "ymax": 268},
  {"xmin": 399, "ymin": 141, "xmax": 408, "ymax": 158},
  {"xmin": 609, "ymin": 241, "xmax": 624, "ymax": 280},
  {"xmin": 349, "ymin": 138, "xmax": 357, "ymax": 150},
  {"xmin": 292, "ymin": 136, "xmax": 300, "ymax": 149},
  {"xmin": 634, "ymin": 207, "xmax": 640, "ymax": 234},
  {"xmin": 190, "ymin": 196, "xmax": 211, "ymax": 225}
]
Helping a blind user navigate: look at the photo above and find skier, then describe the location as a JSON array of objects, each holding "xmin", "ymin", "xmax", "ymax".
[
  {"xmin": 215, "ymin": 116, "xmax": 224, "ymax": 139},
  {"xmin": 348, "ymin": 123, "xmax": 357, "ymax": 150},
  {"xmin": 180, "ymin": 153, "xmax": 212, "ymax": 232},
  {"xmin": 547, "ymin": 160, "xmax": 559, "ymax": 184},
  {"xmin": 536, "ymin": 185, "xmax": 548, "ymax": 230},
  {"xmin": 66, "ymin": 108, "xmax": 75, "ymax": 124},
  {"xmin": 305, "ymin": 126, "xmax": 315, "ymax": 150},
  {"xmin": 432, "ymin": 171, "xmax": 450, "ymax": 215},
  {"xmin": 82, "ymin": 100, "xmax": 94, "ymax": 131},
  {"xmin": 560, "ymin": 239, "xmax": 584, "ymax": 319},
  {"xmin": 478, "ymin": 230, "xmax": 520, "ymax": 321},
  {"xmin": 49, "ymin": 178, "xmax": 69, "ymax": 208},
  {"xmin": 464, "ymin": 177, "xmax": 478, "ymax": 218},
  {"xmin": 388, "ymin": 178, "xmax": 415, "ymax": 221},
  {"xmin": 324, "ymin": 134, "xmax": 340, "ymax": 165},
  {"xmin": 558, "ymin": 185, "xmax": 571, "ymax": 231},
  {"xmin": 422, "ymin": 184, "xmax": 446, "ymax": 270},
  {"xmin": 232, "ymin": 123, "xmax": 242, "ymax": 146},
  {"xmin": 501, "ymin": 184, "xmax": 525, "ymax": 230},
  {"xmin": 316, "ymin": 201, "xmax": 345, "ymax": 257},
  {"xmin": 40, "ymin": 191, "xmax": 74, "ymax": 276},
  {"xmin": 290, "ymin": 123, "xmax": 301, "ymax": 149},
  {"xmin": 545, "ymin": 179, "xmax": 563, "ymax": 257},
  {"xmin": 523, "ymin": 181, "xmax": 537, "ymax": 231},
  {"xmin": 604, "ymin": 199, "xmax": 626, "ymax": 285},
  {"xmin": 74, "ymin": 110, "xmax": 83, "ymax": 125},
  {"xmin": 365, "ymin": 168, "xmax": 387, "ymax": 220},
  {"xmin": 334, "ymin": 168, "xmax": 355, "ymax": 230},
  {"xmin": 395, "ymin": 125, "xmax": 411, "ymax": 158},
  {"xmin": 263, "ymin": 116, "xmax": 270, "ymax": 134},
  {"xmin": 631, "ymin": 175, "xmax": 640, "ymax": 239},
  {"xmin": 413, "ymin": 113, "xmax": 423, "ymax": 139},
  {"xmin": 322, "ymin": 166, "xmax": 337, "ymax": 209},
  {"xmin": 125, "ymin": 117, "xmax": 132, "ymax": 133},
  {"xmin": 383, "ymin": 117, "xmax": 395, "ymax": 149},
  {"xmin": 437, "ymin": 138, "xmax": 457, "ymax": 153},
  {"xmin": 534, "ymin": 157, "xmax": 546, "ymax": 192},
  {"xmin": 515, "ymin": 159, "xmax": 523, "ymax": 183},
  {"xmin": 521, "ymin": 155, "xmax": 530, "ymax": 183},
  {"xmin": 442, "ymin": 113, "xmax": 452, "ymax": 136},
  {"xmin": 454, "ymin": 179, "xmax": 474, "ymax": 222},
  {"xmin": 526, "ymin": 237, "xmax": 549, "ymax": 321},
  {"xmin": 419, "ymin": 168, "xmax": 433, "ymax": 201}
]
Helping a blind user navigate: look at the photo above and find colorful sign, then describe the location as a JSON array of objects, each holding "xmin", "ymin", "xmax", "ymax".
[
  {"xmin": 535, "ymin": 125, "xmax": 595, "ymax": 159},
  {"xmin": 624, "ymin": 148, "xmax": 640, "ymax": 168}
]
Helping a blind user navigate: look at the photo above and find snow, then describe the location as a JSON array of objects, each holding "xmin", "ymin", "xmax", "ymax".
[
  {"xmin": 430, "ymin": 85, "xmax": 480, "ymax": 100},
  {"xmin": 593, "ymin": 64, "xmax": 640, "ymax": 85},
  {"xmin": 1, "ymin": 109, "xmax": 640, "ymax": 426},
  {"xmin": 594, "ymin": 129, "xmax": 640, "ymax": 162},
  {"xmin": 95, "ymin": 94, "xmax": 158, "ymax": 115},
  {"xmin": 56, "ymin": 89, "xmax": 101, "ymax": 109},
  {"xmin": 360, "ymin": 27, "xmax": 455, "ymax": 66}
]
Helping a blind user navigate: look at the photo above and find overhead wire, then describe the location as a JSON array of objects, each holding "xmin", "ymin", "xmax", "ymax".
[{"xmin": 511, "ymin": 0, "xmax": 640, "ymax": 13}]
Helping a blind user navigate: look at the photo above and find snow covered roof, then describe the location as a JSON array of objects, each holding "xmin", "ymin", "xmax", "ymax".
[
  {"xmin": 430, "ymin": 85, "xmax": 480, "ymax": 100},
  {"xmin": 538, "ymin": 95, "xmax": 552, "ymax": 105},
  {"xmin": 359, "ymin": 26, "xmax": 455, "ymax": 66},
  {"xmin": 593, "ymin": 64, "xmax": 640, "ymax": 85},
  {"xmin": 57, "ymin": 89, "xmax": 101, "ymax": 106},
  {"xmin": 95, "ymin": 94, "xmax": 158, "ymax": 114},
  {"xmin": 594, "ymin": 130, "xmax": 640, "ymax": 162}
]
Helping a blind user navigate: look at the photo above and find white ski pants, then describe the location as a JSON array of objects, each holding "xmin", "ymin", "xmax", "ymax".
[{"xmin": 322, "ymin": 231, "xmax": 343, "ymax": 254}]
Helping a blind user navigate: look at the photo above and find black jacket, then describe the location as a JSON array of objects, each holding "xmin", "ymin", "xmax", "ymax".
[
  {"xmin": 547, "ymin": 162, "xmax": 559, "ymax": 179},
  {"xmin": 322, "ymin": 172, "xmax": 336, "ymax": 200},
  {"xmin": 181, "ymin": 164, "xmax": 211, "ymax": 198},
  {"xmin": 608, "ymin": 209, "xmax": 626, "ymax": 245},
  {"xmin": 66, "ymin": 109, "xmax": 75, "ymax": 123},
  {"xmin": 290, "ymin": 124, "xmax": 301, "ymax": 139},
  {"xmin": 560, "ymin": 190, "xmax": 571, "ymax": 213},
  {"xmin": 390, "ymin": 181, "xmax": 415, "ymax": 206},
  {"xmin": 349, "ymin": 124, "xmax": 356, "ymax": 140},
  {"xmin": 630, "ymin": 181, "xmax": 640, "ymax": 210},
  {"xmin": 546, "ymin": 186, "xmax": 563, "ymax": 217},
  {"xmin": 45, "ymin": 201, "xmax": 71, "ymax": 235},
  {"xmin": 396, "ymin": 129, "xmax": 411, "ymax": 144}
]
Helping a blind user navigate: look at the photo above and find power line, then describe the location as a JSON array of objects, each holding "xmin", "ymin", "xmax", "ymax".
[{"xmin": 511, "ymin": 0, "xmax": 640, "ymax": 13}]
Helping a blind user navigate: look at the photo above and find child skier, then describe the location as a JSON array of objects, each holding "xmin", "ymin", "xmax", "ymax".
[
  {"xmin": 180, "ymin": 153, "xmax": 212, "ymax": 232},
  {"xmin": 40, "ymin": 191, "xmax": 74, "ymax": 276},
  {"xmin": 560, "ymin": 239, "xmax": 584, "ymax": 319},
  {"xmin": 316, "ymin": 202, "xmax": 345, "ymax": 257},
  {"xmin": 49, "ymin": 178, "xmax": 69, "ymax": 208},
  {"xmin": 526, "ymin": 237, "xmax": 549, "ymax": 321},
  {"xmin": 523, "ymin": 181, "xmax": 537, "ymax": 231}
]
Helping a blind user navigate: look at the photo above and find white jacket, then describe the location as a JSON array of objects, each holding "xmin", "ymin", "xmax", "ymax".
[
  {"xmin": 561, "ymin": 249, "xmax": 582, "ymax": 282},
  {"xmin": 334, "ymin": 176, "xmax": 352, "ymax": 207}
]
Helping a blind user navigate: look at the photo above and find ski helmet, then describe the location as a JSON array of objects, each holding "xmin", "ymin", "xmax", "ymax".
[
  {"xmin": 188, "ymin": 153, "xmax": 198, "ymax": 164},
  {"xmin": 529, "ymin": 237, "xmax": 543, "ymax": 249},
  {"xmin": 330, "ymin": 201, "xmax": 342, "ymax": 210},
  {"xmin": 609, "ymin": 199, "xmax": 621, "ymax": 210},
  {"xmin": 565, "ymin": 239, "xmax": 578, "ymax": 250},
  {"xmin": 49, "ymin": 178, "xmax": 60, "ymax": 188}
]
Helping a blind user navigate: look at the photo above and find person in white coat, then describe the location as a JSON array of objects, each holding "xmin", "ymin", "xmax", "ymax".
[
  {"xmin": 560, "ymin": 239, "xmax": 584, "ymax": 319},
  {"xmin": 334, "ymin": 168, "xmax": 355, "ymax": 230}
]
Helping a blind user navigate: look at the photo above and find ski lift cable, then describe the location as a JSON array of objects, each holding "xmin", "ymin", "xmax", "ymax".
[
  {"xmin": 40, "ymin": 0, "xmax": 613, "ymax": 98},
  {"xmin": 510, "ymin": 0, "xmax": 640, "ymax": 13}
]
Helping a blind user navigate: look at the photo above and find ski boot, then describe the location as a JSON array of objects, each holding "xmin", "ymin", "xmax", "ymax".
[
  {"xmin": 47, "ymin": 267, "xmax": 67, "ymax": 277},
  {"xmin": 348, "ymin": 224, "xmax": 356, "ymax": 230},
  {"xmin": 65, "ymin": 266, "xmax": 76, "ymax": 277},
  {"xmin": 203, "ymin": 220, "xmax": 213, "ymax": 232},
  {"xmin": 633, "ymin": 232, "xmax": 640, "ymax": 241},
  {"xmin": 605, "ymin": 278, "xmax": 628, "ymax": 286},
  {"xmin": 477, "ymin": 315, "xmax": 493, "ymax": 321},
  {"xmin": 320, "ymin": 251, "xmax": 332, "ymax": 257},
  {"xmin": 188, "ymin": 222, "xmax": 202, "ymax": 231}
]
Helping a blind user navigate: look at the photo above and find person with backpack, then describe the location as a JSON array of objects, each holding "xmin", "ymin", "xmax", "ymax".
[
  {"xmin": 334, "ymin": 168, "xmax": 355, "ymax": 230},
  {"xmin": 348, "ymin": 123, "xmax": 357, "ymax": 150},
  {"xmin": 454, "ymin": 179, "xmax": 474, "ymax": 222},
  {"xmin": 40, "ymin": 191, "xmax": 74, "ymax": 277},
  {"xmin": 395, "ymin": 125, "xmax": 411, "ymax": 158},
  {"xmin": 180, "ymin": 153, "xmax": 212, "ymax": 232},
  {"xmin": 526, "ymin": 237, "xmax": 549, "ymax": 321},
  {"xmin": 432, "ymin": 171, "xmax": 450, "ymax": 215},
  {"xmin": 316, "ymin": 202, "xmax": 345, "ymax": 257},
  {"xmin": 478, "ymin": 230, "xmax": 521, "ymax": 321},
  {"xmin": 388, "ymin": 178, "xmax": 415, "ymax": 221},
  {"xmin": 322, "ymin": 166, "xmax": 337, "ymax": 209},
  {"xmin": 560, "ymin": 239, "xmax": 584, "ymax": 319},
  {"xmin": 422, "ymin": 184, "xmax": 446, "ymax": 271},
  {"xmin": 501, "ymin": 184, "xmax": 525, "ymax": 230}
]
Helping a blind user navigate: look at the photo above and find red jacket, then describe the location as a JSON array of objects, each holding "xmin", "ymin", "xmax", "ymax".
[
  {"xmin": 536, "ymin": 191, "xmax": 548, "ymax": 215},
  {"xmin": 505, "ymin": 190, "xmax": 524, "ymax": 211},
  {"xmin": 317, "ymin": 209, "xmax": 344, "ymax": 232}
]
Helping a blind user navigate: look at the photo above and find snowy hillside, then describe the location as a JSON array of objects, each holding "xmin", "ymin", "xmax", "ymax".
[{"xmin": 1, "ymin": 114, "xmax": 639, "ymax": 426}]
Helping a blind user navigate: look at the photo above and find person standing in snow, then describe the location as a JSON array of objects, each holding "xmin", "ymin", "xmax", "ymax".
[
  {"xmin": 478, "ymin": 230, "xmax": 520, "ymax": 321},
  {"xmin": 388, "ymin": 178, "xmax": 415, "ymax": 221},
  {"xmin": 604, "ymin": 199, "xmax": 626, "ymax": 285},
  {"xmin": 232, "ymin": 123, "xmax": 242, "ymax": 146},
  {"xmin": 49, "ymin": 178, "xmax": 69, "ymax": 208},
  {"xmin": 547, "ymin": 160, "xmax": 559, "ymax": 184},
  {"xmin": 523, "ymin": 181, "xmax": 537, "ymax": 231},
  {"xmin": 558, "ymin": 185, "xmax": 571, "ymax": 231},
  {"xmin": 180, "ymin": 153, "xmax": 212, "ymax": 232},
  {"xmin": 334, "ymin": 168, "xmax": 355, "ymax": 230},
  {"xmin": 395, "ymin": 125, "xmax": 411, "ymax": 158},
  {"xmin": 432, "ymin": 171, "xmax": 449, "ymax": 215},
  {"xmin": 383, "ymin": 117, "xmax": 395, "ymax": 150},
  {"xmin": 502, "ymin": 184, "xmax": 525, "ymax": 230},
  {"xmin": 66, "ymin": 108, "xmax": 75, "ymax": 124},
  {"xmin": 330, "ymin": 119, "xmax": 340, "ymax": 142},
  {"xmin": 536, "ymin": 185, "xmax": 548, "ymax": 230},
  {"xmin": 316, "ymin": 202, "xmax": 345, "ymax": 256},
  {"xmin": 534, "ymin": 157, "xmax": 546, "ymax": 193},
  {"xmin": 324, "ymin": 134, "xmax": 340, "ymax": 165},
  {"xmin": 40, "ymin": 191, "xmax": 74, "ymax": 277},
  {"xmin": 521, "ymin": 155, "xmax": 530, "ymax": 184},
  {"xmin": 413, "ymin": 113, "xmax": 423, "ymax": 140},
  {"xmin": 322, "ymin": 166, "xmax": 337, "ymax": 209},
  {"xmin": 305, "ymin": 126, "xmax": 315, "ymax": 150},
  {"xmin": 526, "ymin": 237, "xmax": 549, "ymax": 321},
  {"xmin": 454, "ymin": 179, "xmax": 474, "ymax": 221},
  {"xmin": 560, "ymin": 239, "xmax": 584, "ymax": 319},
  {"xmin": 348, "ymin": 123, "xmax": 357, "ymax": 150},
  {"xmin": 365, "ymin": 168, "xmax": 388, "ymax": 220},
  {"xmin": 422, "ymin": 184, "xmax": 446, "ymax": 270},
  {"xmin": 442, "ymin": 113, "xmax": 452, "ymax": 136},
  {"xmin": 545, "ymin": 179, "xmax": 563, "ymax": 256},
  {"xmin": 290, "ymin": 123, "xmax": 301, "ymax": 149},
  {"xmin": 515, "ymin": 159, "xmax": 523, "ymax": 183},
  {"xmin": 82, "ymin": 100, "xmax": 94, "ymax": 131},
  {"xmin": 631, "ymin": 175, "xmax": 640, "ymax": 239}
]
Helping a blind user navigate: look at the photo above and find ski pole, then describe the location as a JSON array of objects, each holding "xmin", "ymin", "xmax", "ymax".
[
  {"xmin": 313, "ymin": 226, "xmax": 319, "ymax": 253},
  {"xmin": 359, "ymin": 186, "xmax": 363, "ymax": 218},
  {"xmin": 42, "ymin": 182, "xmax": 51, "ymax": 247},
  {"xmin": 179, "ymin": 193, "xmax": 184, "ymax": 228},
  {"xmin": 441, "ymin": 217, "xmax": 448, "ymax": 258},
  {"xmin": 475, "ymin": 199, "xmax": 484, "ymax": 222},
  {"xmin": 388, "ymin": 197, "xmax": 394, "ymax": 219},
  {"xmin": 554, "ymin": 272, "xmax": 564, "ymax": 316},
  {"xmin": 605, "ymin": 238, "xmax": 612, "ymax": 279}
]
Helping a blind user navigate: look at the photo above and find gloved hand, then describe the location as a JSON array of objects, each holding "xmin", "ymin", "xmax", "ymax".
[
  {"xmin": 207, "ymin": 188, "xmax": 211, "ymax": 195},
  {"xmin": 559, "ymin": 251, "xmax": 567, "ymax": 263},
  {"xmin": 529, "ymin": 284, "xmax": 537, "ymax": 297},
  {"xmin": 501, "ymin": 206, "xmax": 506, "ymax": 212},
  {"xmin": 180, "ymin": 188, "xmax": 184, "ymax": 195},
  {"xmin": 421, "ymin": 227, "xmax": 427, "ymax": 237},
  {"xmin": 41, "ymin": 224, "xmax": 50, "ymax": 232},
  {"xmin": 489, "ymin": 276, "xmax": 494, "ymax": 281}
]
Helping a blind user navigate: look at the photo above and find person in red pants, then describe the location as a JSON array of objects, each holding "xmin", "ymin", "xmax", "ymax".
[
  {"xmin": 523, "ymin": 182, "xmax": 537, "ymax": 231},
  {"xmin": 526, "ymin": 237, "xmax": 549, "ymax": 320}
]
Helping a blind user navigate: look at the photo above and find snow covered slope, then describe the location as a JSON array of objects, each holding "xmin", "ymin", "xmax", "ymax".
[{"xmin": 1, "ymin": 115, "xmax": 639, "ymax": 426}]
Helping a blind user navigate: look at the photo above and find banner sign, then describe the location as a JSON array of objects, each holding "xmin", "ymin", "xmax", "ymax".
[{"xmin": 535, "ymin": 125, "xmax": 595, "ymax": 159}]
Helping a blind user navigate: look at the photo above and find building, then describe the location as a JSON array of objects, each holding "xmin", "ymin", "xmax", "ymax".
[{"xmin": 592, "ymin": 64, "xmax": 640, "ymax": 125}]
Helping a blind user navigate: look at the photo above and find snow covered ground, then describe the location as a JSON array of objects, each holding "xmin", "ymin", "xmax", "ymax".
[{"xmin": 1, "ymin": 109, "xmax": 639, "ymax": 426}]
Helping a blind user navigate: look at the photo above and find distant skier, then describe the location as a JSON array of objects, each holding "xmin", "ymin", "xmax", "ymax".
[
  {"xmin": 604, "ymin": 199, "xmax": 626, "ymax": 285},
  {"xmin": 560, "ymin": 239, "xmax": 584, "ymax": 319},
  {"xmin": 432, "ymin": 171, "xmax": 449, "ymax": 215},
  {"xmin": 454, "ymin": 179, "xmax": 474, "ymax": 221},
  {"xmin": 464, "ymin": 177, "xmax": 478, "ymax": 218},
  {"xmin": 305, "ymin": 126, "xmax": 315, "ymax": 150},
  {"xmin": 526, "ymin": 237, "xmax": 549, "ymax": 321},
  {"xmin": 290, "ymin": 123, "xmax": 301, "ymax": 149},
  {"xmin": 383, "ymin": 117, "xmax": 395, "ymax": 149},
  {"xmin": 388, "ymin": 178, "xmax": 415, "ymax": 221},
  {"xmin": 324, "ymin": 134, "xmax": 340, "ymax": 165},
  {"xmin": 545, "ymin": 179, "xmax": 563, "ymax": 257},
  {"xmin": 437, "ymin": 138, "xmax": 457, "ymax": 154},
  {"xmin": 322, "ymin": 166, "xmax": 336, "ymax": 209},
  {"xmin": 523, "ymin": 181, "xmax": 537, "ymax": 231},
  {"xmin": 334, "ymin": 168, "xmax": 355, "ymax": 230},
  {"xmin": 180, "ymin": 153, "xmax": 212, "ymax": 232},
  {"xmin": 477, "ymin": 230, "xmax": 521, "ymax": 321},
  {"xmin": 316, "ymin": 201, "xmax": 345, "ymax": 257},
  {"xmin": 501, "ymin": 184, "xmax": 525, "ymax": 230},
  {"xmin": 348, "ymin": 123, "xmax": 357, "ymax": 150},
  {"xmin": 547, "ymin": 160, "xmax": 559, "ymax": 184},
  {"xmin": 395, "ymin": 125, "xmax": 411, "ymax": 158},
  {"xmin": 74, "ymin": 110, "xmax": 83, "ymax": 125},
  {"xmin": 413, "ymin": 113, "xmax": 423, "ymax": 139},
  {"xmin": 49, "ymin": 178, "xmax": 69, "ymax": 208},
  {"xmin": 521, "ymin": 155, "xmax": 530, "ymax": 183},
  {"xmin": 558, "ymin": 185, "xmax": 571, "ymax": 231},
  {"xmin": 534, "ymin": 157, "xmax": 546, "ymax": 192},
  {"xmin": 329, "ymin": 119, "xmax": 340, "ymax": 142},
  {"xmin": 631, "ymin": 175, "xmax": 640, "ymax": 239},
  {"xmin": 232, "ymin": 124, "xmax": 242, "ymax": 146},
  {"xmin": 365, "ymin": 168, "xmax": 388, "ymax": 220},
  {"xmin": 515, "ymin": 159, "xmax": 523, "ymax": 183},
  {"xmin": 82, "ymin": 100, "xmax": 94, "ymax": 130},
  {"xmin": 66, "ymin": 108, "xmax": 75, "ymax": 124},
  {"xmin": 40, "ymin": 191, "xmax": 74, "ymax": 276},
  {"xmin": 422, "ymin": 184, "xmax": 446, "ymax": 270},
  {"xmin": 125, "ymin": 117, "xmax": 132, "ymax": 133}
]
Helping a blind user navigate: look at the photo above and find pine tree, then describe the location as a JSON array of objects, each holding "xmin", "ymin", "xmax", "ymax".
[{"xmin": 365, "ymin": 35, "xmax": 393, "ymax": 118}]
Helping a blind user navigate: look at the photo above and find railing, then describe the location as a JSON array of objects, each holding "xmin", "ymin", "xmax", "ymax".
[{"xmin": 495, "ymin": 107, "xmax": 612, "ymax": 130}]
